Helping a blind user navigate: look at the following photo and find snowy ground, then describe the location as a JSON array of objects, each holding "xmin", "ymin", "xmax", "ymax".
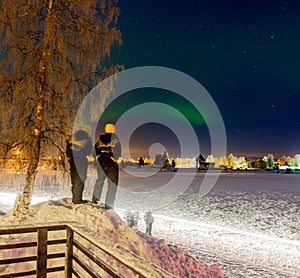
[{"xmin": 1, "ymin": 167, "xmax": 300, "ymax": 277}]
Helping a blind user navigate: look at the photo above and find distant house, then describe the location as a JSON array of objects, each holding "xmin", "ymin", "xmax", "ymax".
[{"xmin": 199, "ymin": 161, "xmax": 215, "ymax": 169}]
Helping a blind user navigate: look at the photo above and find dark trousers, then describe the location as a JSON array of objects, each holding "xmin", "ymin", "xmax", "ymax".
[
  {"xmin": 93, "ymin": 161, "xmax": 118, "ymax": 208},
  {"xmin": 146, "ymin": 223, "xmax": 153, "ymax": 235},
  {"xmin": 69, "ymin": 158, "xmax": 87, "ymax": 203}
]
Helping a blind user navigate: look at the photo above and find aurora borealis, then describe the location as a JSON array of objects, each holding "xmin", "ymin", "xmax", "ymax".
[{"xmin": 105, "ymin": 0, "xmax": 300, "ymax": 158}]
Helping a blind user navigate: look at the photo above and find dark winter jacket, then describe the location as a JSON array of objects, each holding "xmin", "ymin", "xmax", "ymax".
[
  {"xmin": 66, "ymin": 130, "xmax": 92, "ymax": 160},
  {"xmin": 95, "ymin": 133, "xmax": 121, "ymax": 162}
]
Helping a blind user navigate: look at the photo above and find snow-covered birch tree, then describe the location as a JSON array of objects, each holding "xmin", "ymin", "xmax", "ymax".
[{"xmin": 0, "ymin": 0, "xmax": 122, "ymax": 212}]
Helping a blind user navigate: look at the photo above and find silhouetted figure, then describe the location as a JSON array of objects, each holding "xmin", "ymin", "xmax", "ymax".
[
  {"xmin": 138, "ymin": 156, "xmax": 145, "ymax": 166},
  {"xmin": 92, "ymin": 123, "xmax": 121, "ymax": 209},
  {"xmin": 66, "ymin": 130, "xmax": 92, "ymax": 204},
  {"xmin": 133, "ymin": 211, "xmax": 140, "ymax": 231},
  {"xmin": 171, "ymin": 159, "xmax": 176, "ymax": 168},
  {"xmin": 125, "ymin": 211, "xmax": 134, "ymax": 228},
  {"xmin": 144, "ymin": 211, "xmax": 154, "ymax": 235}
]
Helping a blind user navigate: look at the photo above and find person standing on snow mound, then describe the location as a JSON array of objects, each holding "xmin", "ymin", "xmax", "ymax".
[
  {"xmin": 66, "ymin": 129, "xmax": 92, "ymax": 204},
  {"xmin": 92, "ymin": 123, "xmax": 121, "ymax": 210}
]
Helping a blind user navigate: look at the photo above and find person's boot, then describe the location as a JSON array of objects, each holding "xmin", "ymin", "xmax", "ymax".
[
  {"xmin": 92, "ymin": 196, "xmax": 99, "ymax": 204},
  {"xmin": 72, "ymin": 199, "xmax": 88, "ymax": 204},
  {"xmin": 104, "ymin": 204, "xmax": 113, "ymax": 210}
]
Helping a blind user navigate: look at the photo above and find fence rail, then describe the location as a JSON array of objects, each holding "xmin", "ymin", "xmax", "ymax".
[{"xmin": 0, "ymin": 224, "xmax": 175, "ymax": 278}]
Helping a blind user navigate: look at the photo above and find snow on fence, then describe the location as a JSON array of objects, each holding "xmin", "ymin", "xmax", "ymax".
[{"xmin": 0, "ymin": 223, "xmax": 175, "ymax": 278}]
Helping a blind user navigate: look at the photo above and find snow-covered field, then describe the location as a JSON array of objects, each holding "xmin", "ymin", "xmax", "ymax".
[{"xmin": 1, "ymin": 167, "xmax": 300, "ymax": 277}]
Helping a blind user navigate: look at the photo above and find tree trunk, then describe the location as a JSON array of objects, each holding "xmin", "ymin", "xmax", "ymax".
[
  {"xmin": 13, "ymin": 0, "xmax": 53, "ymax": 216},
  {"xmin": 22, "ymin": 131, "xmax": 42, "ymax": 207}
]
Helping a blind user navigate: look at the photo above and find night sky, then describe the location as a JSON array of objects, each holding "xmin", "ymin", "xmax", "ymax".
[{"xmin": 106, "ymin": 0, "xmax": 300, "ymax": 159}]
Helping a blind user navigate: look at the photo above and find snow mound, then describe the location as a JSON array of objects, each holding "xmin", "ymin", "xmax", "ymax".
[{"xmin": 0, "ymin": 199, "xmax": 223, "ymax": 278}]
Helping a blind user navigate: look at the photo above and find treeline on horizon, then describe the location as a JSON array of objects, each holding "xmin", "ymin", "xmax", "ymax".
[
  {"xmin": 118, "ymin": 152, "xmax": 300, "ymax": 170},
  {"xmin": 1, "ymin": 152, "xmax": 300, "ymax": 172}
]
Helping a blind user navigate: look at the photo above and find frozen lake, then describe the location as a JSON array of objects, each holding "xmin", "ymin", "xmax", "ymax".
[{"xmin": 1, "ymin": 168, "xmax": 300, "ymax": 277}]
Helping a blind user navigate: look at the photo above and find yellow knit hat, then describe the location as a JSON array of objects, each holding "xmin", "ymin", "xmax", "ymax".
[{"xmin": 105, "ymin": 123, "xmax": 115, "ymax": 133}]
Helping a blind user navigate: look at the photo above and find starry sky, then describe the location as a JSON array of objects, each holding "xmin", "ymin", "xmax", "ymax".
[{"xmin": 105, "ymin": 0, "xmax": 300, "ymax": 159}]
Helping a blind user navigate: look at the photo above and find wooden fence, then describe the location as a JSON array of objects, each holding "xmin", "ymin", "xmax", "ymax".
[{"xmin": 0, "ymin": 224, "xmax": 175, "ymax": 278}]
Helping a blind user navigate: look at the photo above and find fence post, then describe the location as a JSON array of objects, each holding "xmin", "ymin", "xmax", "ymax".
[
  {"xmin": 65, "ymin": 226, "xmax": 73, "ymax": 278},
  {"xmin": 37, "ymin": 227, "xmax": 48, "ymax": 278}
]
